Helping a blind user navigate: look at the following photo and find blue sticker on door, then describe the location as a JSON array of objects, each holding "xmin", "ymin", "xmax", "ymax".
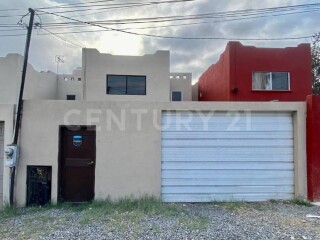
[{"xmin": 73, "ymin": 135, "xmax": 83, "ymax": 147}]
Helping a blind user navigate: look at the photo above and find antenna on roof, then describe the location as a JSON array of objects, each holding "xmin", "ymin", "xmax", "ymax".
[{"xmin": 55, "ymin": 55, "xmax": 64, "ymax": 75}]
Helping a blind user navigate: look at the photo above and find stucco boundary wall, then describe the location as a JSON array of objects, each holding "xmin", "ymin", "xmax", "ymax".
[
  {"xmin": 12, "ymin": 100, "xmax": 306, "ymax": 206},
  {"xmin": 0, "ymin": 104, "xmax": 15, "ymax": 207}
]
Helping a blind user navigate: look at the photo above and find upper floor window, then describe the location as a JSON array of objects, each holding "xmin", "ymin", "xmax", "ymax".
[
  {"xmin": 107, "ymin": 75, "xmax": 146, "ymax": 95},
  {"xmin": 252, "ymin": 72, "xmax": 290, "ymax": 90},
  {"xmin": 67, "ymin": 95, "xmax": 76, "ymax": 100},
  {"xmin": 171, "ymin": 91, "xmax": 182, "ymax": 101}
]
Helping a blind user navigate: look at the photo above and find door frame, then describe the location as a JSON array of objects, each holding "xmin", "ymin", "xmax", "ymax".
[{"xmin": 57, "ymin": 125, "xmax": 96, "ymax": 203}]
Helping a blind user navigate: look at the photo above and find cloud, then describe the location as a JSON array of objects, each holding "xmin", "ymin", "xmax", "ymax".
[{"xmin": 0, "ymin": 0, "xmax": 319, "ymax": 82}]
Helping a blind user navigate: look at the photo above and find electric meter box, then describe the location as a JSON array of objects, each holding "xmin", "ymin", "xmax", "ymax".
[{"xmin": 4, "ymin": 144, "xmax": 18, "ymax": 167}]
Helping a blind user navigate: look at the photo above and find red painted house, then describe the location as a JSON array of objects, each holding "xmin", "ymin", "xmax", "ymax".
[{"xmin": 198, "ymin": 41, "xmax": 312, "ymax": 101}]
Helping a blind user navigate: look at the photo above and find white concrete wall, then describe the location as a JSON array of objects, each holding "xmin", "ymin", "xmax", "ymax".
[
  {"xmin": 12, "ymin": 100, "xmax": 306, "ymax": 206},
  {"xmin": 0, "ymin": 51, "xmax": 182, "ymax": 103},
  {"xmin": 0, "ymin": 54, "xmax": 23, "ymax": 104},
  {"xmin": 0, "ymin": 54, "xmax": 57, "ymax": 104},
  {"xmin": 192, "ymin": 82, "xmax": 199, "ymax": 101},
  {"xmin": 57, "ymin": 68, "xmax": 83, "ymax": 100},
  {"xmin": 170, "ymin": 73, "xmax": 192, "ymax": 101},
  {"xmin": 0, "ymin": 104, "xmax": 15, "ymax": 206},
  {"xmin": 0, "ymin": 54, "xmax": 85, "ymax": 102},
  {"xmin": 24, "ymin": 69, "xmax": 57, "ymax": 101},
  {"xmin": 83, "ymin": 49, "xmax": 170, "ymax": 102}
]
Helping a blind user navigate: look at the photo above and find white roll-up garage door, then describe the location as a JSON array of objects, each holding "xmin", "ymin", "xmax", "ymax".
[
  {"xmin": 161, "ymin": 111, "xmax": 294, "ymax": 202},
  {"xmin": 0, "ymin": 122, "xmax": 4, "ymax": 207}
]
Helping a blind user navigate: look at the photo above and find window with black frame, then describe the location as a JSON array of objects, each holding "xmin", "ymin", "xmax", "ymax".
[
  {"xmin": 66, "ymin": 95, "xmax": 76, "ymax": 100},
  {"xmin": 107, "ymin": 75, "xmax": 146, "ymax": 95}
]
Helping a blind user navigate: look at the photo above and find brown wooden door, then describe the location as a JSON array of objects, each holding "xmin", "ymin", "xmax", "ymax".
[{"xmin": 59, "ymin": 127, "xmax": 96, "ymax": 202}]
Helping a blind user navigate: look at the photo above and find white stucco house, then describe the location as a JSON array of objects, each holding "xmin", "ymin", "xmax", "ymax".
[{"xmin": 0, "ymin": 48, "xmax": 307, "ymax": 207}]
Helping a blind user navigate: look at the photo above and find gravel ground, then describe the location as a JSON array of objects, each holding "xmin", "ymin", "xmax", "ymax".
[{"xmin": 1, "ymin": 202, "xmax": 320, "ymax": 240}]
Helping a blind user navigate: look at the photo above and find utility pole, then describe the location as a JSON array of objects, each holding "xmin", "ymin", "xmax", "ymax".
[{"xmin": 10, "ymin": 8, "xmax": 35, "ymax": 206}]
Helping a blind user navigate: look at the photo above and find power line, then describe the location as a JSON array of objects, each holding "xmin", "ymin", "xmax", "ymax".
[
  {"xmin": 69, "ymin": 0, "xmax": 195, "ymax": 18},
  {"xmin": 0, "ymin": 33, "xmax": 26, "ymax": 37},
  {"xmin": 35, "ymin": 9, "xmax": 315, "ymax": 41},
  {"xmin": 42, "ymin": 8, "xmax": 320, "ymax": 27},
  {"xmin": 2, "ymin": 2, "xmax": 318, "ymax": 40},
  {"xmin": 39, "ymin": 3, "xmax": 320, "ymax": 26},
  {"xmin": 1, "ymin": 2, "xmax": 315, "ymax": 27},
  {"xmin": 29, "ymin": 11, "xmax": 82, "ymax": 48},
  {"xmin": 0, "ymin": 0, "xmax": 181, "ymax": 14},
  {"xmin": 36, "ymin": 0, "xmax": 195, "ymax": 16},
  {"xmin": 0, "ymin": 25, "xmax": 25, "ymax": 28},
  {"xmin": 0, "ymin": 8, "xmax": 25, "ymax": 12},
  {"xmin": 40, "ymin": 27, "xmax": 83, "ymax": 48},
  {"xmin": 0, "ymin": 14, "xmax": 25, "ymax": 18},
  {"xmin": 37, "ymin": 0, "xmax": 115, "ymax": 9},
  {"xmin": 5, "ymin": 6, "xmax": 319, "ymax": 34},
  {"xmin": 0, "ymin": 28, "xmax": 25, "ymax": 32},
  {"xmin": 39, "ymin": 0, "xmax": 193, "ymax": 10},
  {"xmin": 0, "ymin": 0, "xmax": 115, "ymax": 11},
  {"xmin": 0, "ymin": 24, "xmax": 314, "ymax": 41}
]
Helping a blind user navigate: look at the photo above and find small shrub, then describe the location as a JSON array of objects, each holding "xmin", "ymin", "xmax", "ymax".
[
  {"xmin": 289, "ymin": 198, "xmax": 312, "ymax": 207},
  {"xmin": 78, "ymin": 196, "xmax": 182, "ymax": 224},
  {"xmin": 212, "ymin": 201, "xmax": 247, "ymax": 211},
  {"xmin": 0, "ymin": 206, "xmax": 20, "ymax": 221}
]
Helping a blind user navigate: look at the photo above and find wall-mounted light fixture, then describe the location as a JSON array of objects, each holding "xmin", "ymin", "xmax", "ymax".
[{"xmin": 231, "ymin": 87, "xmax": 238, "ymax": 93}]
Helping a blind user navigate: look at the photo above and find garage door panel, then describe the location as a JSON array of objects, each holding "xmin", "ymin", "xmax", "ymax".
[
  {"xmin": 162, "ymin": 131, "xmax": 293, "ymax": 139},
  {"xmin": 162, "ymin": 155, "xmax": 293, "ymax": 162},
  {"xmin": 162, "ymin": 178, "xmax": 293, "ymax": 186},
  {"xmin": 162, "ymin": 112, "xmax": 292, "ymax": 121},
  {"xmin": 162, "ymin": 139, "xmax": 293, "ymax": 148},
  {"xmin": 162, "ymin": 162, "xmax": 294, "ymax": 170},
  {"xmin": 161, "ymin": 111, "xmax": 294, "ymax": 202},
  {"xmin": 162, "ymin": 193, "xmax": 294, "ymax": 202},
  {"xmin": 162, "ymin": 113, "xmax": 293, "ymax": 132},
  {"xmin": 162, "ymin": 148, "xmax": 293, "ymax": 162},
  {"xmin": 162, "ymin": 112, "xmax": 292, "ymax": 117},
  {"xmin": 162, "ymin": 186, "xmax": 294, "ymax": 194},
  {"xmin": 162, "ymin": 170, "xmax": 294, "ymax": 179},
  {"xmin": 162, "ymin": 124, "xmax": 292, "ymax": 132}
]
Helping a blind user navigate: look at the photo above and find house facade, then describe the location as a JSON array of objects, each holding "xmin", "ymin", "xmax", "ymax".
[
  {"xmin": 198, "ymin": 42, "xmax": 312, "ymax": 101},
  {"xmin": 0, "ymin": 45, "xmax": 313, "ymax": 206},
  {"xmin": 0, "ymin": 50, "xmax": 194, "ymax": 206}
]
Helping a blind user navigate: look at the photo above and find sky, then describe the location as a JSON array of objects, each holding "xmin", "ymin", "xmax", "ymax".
[{"xmin": 0, "ymin": 0, "xmax": 319, "ymax": 83}]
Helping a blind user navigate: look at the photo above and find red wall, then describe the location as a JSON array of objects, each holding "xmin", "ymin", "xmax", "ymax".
[
  {"xmin": 199, "ymin": 41, "xmax": 312, "ymax": 101},
  {"xmin": 307, "ymin": 95, "xmax": 320, "ymax": 201},
  {"xmin": 198, "ymin": 44, "xmax": 231, "ymax": 101}
]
